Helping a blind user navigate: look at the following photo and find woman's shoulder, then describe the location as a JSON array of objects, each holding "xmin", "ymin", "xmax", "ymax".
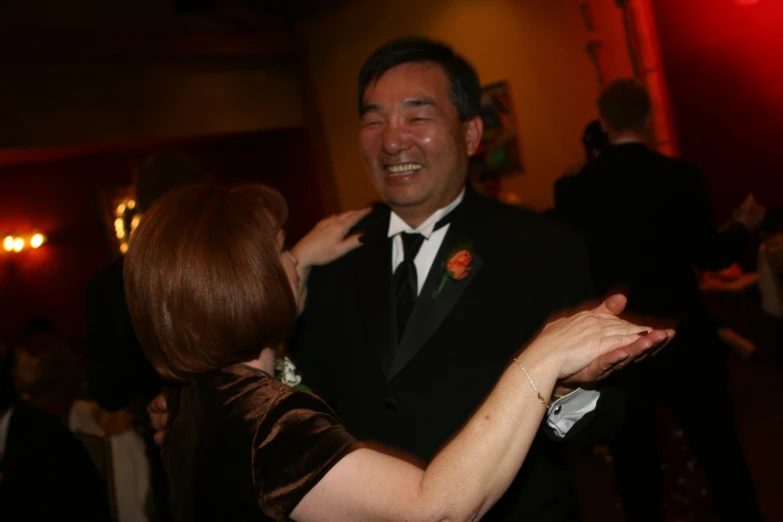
[
  {"xmin": 194, "ymin": 364, "xmax": 297, "ymax": 421},
  {"xmin": 191, "ymin": 364, "xmax": 341, "ymax": 431},
  {"xmin": 248, "ymin": 373, "xmax": 360, "ymax": 521}
]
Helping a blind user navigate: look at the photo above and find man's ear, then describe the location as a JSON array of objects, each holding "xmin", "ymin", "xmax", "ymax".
[{"xmin": 464, "ymin": 116, "xmax": 484, "ymax": 155}]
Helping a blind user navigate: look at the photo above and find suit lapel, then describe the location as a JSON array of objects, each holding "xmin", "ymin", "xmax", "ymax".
[
  {"xmin": 387, "ymin": 191, "xmax": 485, "ymax": 382},
  {"xmin": 353, "ymin": 207, "xmax": 397, "ymax": 380}
]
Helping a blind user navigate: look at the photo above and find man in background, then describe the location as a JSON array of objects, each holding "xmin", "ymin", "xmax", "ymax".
[
  {"xmin": 85, "ymin": 151, "xmax": 211, "ymax": 521},
  {"xmin": 555, "ymin": 79, "xmax": 766, "ymax": 522}
]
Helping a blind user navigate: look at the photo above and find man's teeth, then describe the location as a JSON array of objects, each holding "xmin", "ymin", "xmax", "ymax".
[{"xmin": 387, "ymin": 163, "xmax": 423, "ymax": 175}]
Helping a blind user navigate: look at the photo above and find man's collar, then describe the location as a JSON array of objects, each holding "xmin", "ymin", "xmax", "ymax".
[
  {"xmin": 388, "ymin": 188, "xmax": 465, "ymax": 239},
  {"xmin": 611, "ymin": 138, "xmax": 645, "ymax": 145}
]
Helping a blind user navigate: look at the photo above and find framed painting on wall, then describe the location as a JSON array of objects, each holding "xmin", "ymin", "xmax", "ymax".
[{"xmin": 475, "ymin": 81, "xmax": 523, "ymax": 175}]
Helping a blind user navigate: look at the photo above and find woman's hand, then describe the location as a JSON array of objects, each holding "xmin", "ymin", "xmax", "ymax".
[
  {"xmin": 291, "ymin": 208, "xmax": 371, "ymax": 312},
  {"xmin": 148, "ymin": 393, "xmax": 170, "ymax": 446},
  {"xmin": 527, "ymin": 294, "xmax": 674, "ymax": 381},
  {"xmin": 291, "ymin": 208, "xmax": 372, "ymax": 269},
  {"xmin": 732, "ymin": 193, "xmax": 766, "ymax": 232}
]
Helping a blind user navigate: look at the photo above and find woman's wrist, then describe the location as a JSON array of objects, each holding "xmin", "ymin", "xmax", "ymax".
[
  {"xmin": 290, "ymin": 242, "xmax": 310, "ymax": 266},
  {"xmin": 512, "ymin": 348, "xmax": 559, "ymax": 404}
]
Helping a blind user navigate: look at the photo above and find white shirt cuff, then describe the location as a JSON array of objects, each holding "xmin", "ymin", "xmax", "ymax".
[{"xmin": 545, "ymin": 388, "xmax": 600, "ymax": 438}]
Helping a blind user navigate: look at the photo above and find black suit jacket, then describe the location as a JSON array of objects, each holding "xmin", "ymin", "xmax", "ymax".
[
  {"xmin": 294, "ymin": 188, "xmax": 621, "ymax": 522},
  {"xmin": 554, "ymin": 143, "xmax": 748, "ymax": 327},
  {"xmin": 85, "ymin": 256, "xmax": 160, "ymax": 412},
  {"xmin": 554, "ymin": 143, "xmax": 748, "ymax": 370},
  {"xmin": 0, "ymin": 402, "xmax": 111, "ymax": 521}
]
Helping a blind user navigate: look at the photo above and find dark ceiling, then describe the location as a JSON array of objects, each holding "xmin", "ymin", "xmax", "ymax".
[{"xmin": 173, "ymin": 0, "xmax": 343, "ymax": 20}]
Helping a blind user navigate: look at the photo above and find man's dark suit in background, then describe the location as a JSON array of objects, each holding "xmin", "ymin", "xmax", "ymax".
[
  {"xmin": 85, "ymin": 255, "xmax": 170, "ymax": 521},
  {"xmin": 86, "ymin": 256, "xmax": 160, "ymax": 412},
  {"xmin": 295, "ymin": 188, "xmax": 624, "ymax": 522},
  {"xmin": 86, "ymin": 152, "xmax": 210, "ymax": 522},
  {"xmin": 555, "ymin": 141, "xmax": 764, "ymax": 521}
]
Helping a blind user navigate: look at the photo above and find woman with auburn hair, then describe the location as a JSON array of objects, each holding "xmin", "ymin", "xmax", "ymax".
[{"xmin": 124, "ymin": 184, "xmax": 673, "ymax": 522}]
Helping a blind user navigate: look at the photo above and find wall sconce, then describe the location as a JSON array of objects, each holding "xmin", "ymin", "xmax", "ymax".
[
  {"xmin": 115, "ymin": 198, "xmax": 138, "ymax": 254},
  {"xmin": 3, "ymin": 232, "xmax": 46, "ymax": 253}
]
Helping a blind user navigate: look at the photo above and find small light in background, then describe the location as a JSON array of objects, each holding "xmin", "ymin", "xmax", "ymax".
[
  {"xmin": 114, "ymin": 197, "xmax": 140, "ymax": 254},
  {"xmin": 30, "ymin": 233, "xmax": 45, "ymax": 249},
  {"xmin": 735, "ymin": 0, "xmax": 760, "ymax": 5},
  {"xmin": 2, "ymin": 232, "xmax": 47, "ymax": 253}
]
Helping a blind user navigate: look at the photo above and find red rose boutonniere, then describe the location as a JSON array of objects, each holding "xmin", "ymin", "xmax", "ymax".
[{"xmin": 432, "ymin": 245, "xmax": 473, "ymax": 298}]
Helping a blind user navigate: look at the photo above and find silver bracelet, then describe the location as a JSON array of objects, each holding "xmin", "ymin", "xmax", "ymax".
[{"xmin": 512, "ymin": 358, "xmax": 549, "ymax": 409}]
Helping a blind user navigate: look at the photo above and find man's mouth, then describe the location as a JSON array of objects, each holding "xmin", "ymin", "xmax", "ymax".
[{"xmin": 385, "ymin": 162, "xmax": 424, "ymax": 177}]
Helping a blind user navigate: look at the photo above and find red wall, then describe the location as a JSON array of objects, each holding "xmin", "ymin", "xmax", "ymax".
[
  {"xmin": 0, "ymin": 129, "xmax": 325, "ymax": 343},
  {"xmin": 651, "ymin": 0, "xmax": 783, "ymax": 221}
]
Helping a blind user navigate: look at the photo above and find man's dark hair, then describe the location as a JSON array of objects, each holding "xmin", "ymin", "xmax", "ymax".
[
  {"xmin": 358, "ymin": 37, "xmax": 482, "ymax": 122},
  {"xmin": 598, "ymin": 79, "xmax": 651, "ymax": 134},
  {"xmin": 133, "ymin": 151, "xmax": 212, "ymax": 213}
]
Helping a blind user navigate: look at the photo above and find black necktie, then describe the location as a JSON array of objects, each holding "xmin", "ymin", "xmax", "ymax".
[
  {"xmin": 394, "ymin": 232, "xmax": 425, "ymax": 343},
  {"xmin": 391, "ymin": 210, "xmax": 456, "ymax": 344}
]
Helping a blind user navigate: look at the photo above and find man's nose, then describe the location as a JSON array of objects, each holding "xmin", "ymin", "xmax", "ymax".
[{"xmin": 381, "ymin": 123, "xmax": 411, "ymax": 155}]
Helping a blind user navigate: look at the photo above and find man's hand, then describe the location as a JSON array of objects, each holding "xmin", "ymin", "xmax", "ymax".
[
  {"xmin": 558, "ymin": 294, "xmax": 675, "ymax": 391},
  {"xmin": 733, "ymin": 194, "xmax": 766, "ymax": 232},
  {"xmin": 147, "ymin": 393, "xmax": 171, "ymax": 446}
]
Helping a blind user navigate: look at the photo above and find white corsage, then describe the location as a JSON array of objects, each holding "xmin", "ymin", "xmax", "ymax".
[{"xmin": 275, "ymin": 356, "xmax": 312, "ymax": 392}]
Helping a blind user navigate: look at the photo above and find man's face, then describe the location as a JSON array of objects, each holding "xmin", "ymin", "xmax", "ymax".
[{"xmin": 359, "ymin": 62, "xmax": 482, "ymax": 225}]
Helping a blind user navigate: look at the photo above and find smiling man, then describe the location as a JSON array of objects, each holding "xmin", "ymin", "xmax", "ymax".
[
  {"xmin": 293, "ymin": 38, "xmax": 654, "ymax": 522},
  {"xmin": 359, "ymin": 60, "xmax": 479, "ymax": 228}
]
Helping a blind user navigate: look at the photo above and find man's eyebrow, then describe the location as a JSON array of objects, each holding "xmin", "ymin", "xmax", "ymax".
[
  {"xmin": 359, "ymin": 103, "xmax": 381, "ymax": 117},
  {"xmin": 403, "ymin": 97, "xmax": 436, "ymax": 108}
]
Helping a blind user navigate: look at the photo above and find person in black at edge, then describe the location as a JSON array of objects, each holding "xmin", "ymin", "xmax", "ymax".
[{"xmin": 555, "ymin": 79, "xmax": 767, "ymax": 522}]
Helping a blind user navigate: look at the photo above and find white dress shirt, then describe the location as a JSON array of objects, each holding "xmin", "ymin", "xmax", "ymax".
[{"xmin": 388, "ymin": 189, "xmax": 600, "ymax": 437}]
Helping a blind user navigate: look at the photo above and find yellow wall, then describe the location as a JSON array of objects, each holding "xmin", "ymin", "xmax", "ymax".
[{"xmin": 302, "ymin": 0, "xmax": 633, "ymax": 211}]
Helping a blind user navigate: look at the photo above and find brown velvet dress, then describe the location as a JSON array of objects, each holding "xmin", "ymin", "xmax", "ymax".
[{"xmin": 162, "ymin": 363, "xmax": 360, "ymax": 522}]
